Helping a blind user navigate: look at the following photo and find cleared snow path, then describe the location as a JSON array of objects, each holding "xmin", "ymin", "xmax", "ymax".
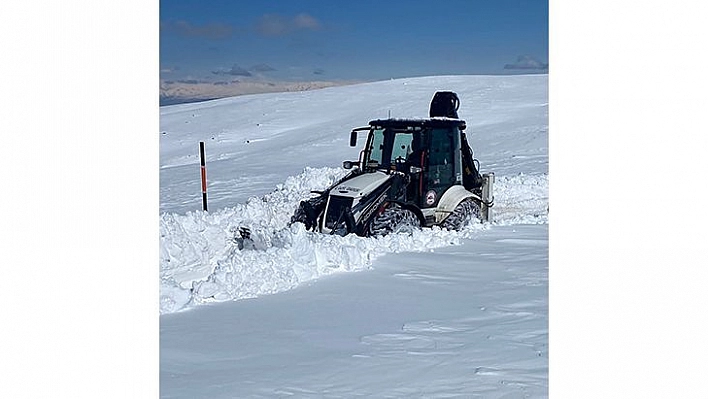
[{"xmin": 160, "ymin": 167, "xmax": 547, "ymax": 314}]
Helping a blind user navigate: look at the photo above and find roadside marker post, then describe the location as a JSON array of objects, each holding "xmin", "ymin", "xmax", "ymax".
[{"xmin": 199, "ymin": 141, "xmax": 208, "ymax": 211}]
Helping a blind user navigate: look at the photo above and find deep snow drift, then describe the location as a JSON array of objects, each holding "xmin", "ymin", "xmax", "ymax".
[
  {"xmin": 160, "ymin": 75, "xmax": 548, "ymax": 397},
  {"xmin": 160, "ymin": 167, "xmax": 547, "ymax": 314}
]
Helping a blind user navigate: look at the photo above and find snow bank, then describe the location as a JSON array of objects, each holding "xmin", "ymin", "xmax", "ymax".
[
  {"xmin": 160, "ymin": 167, "xmax": 548, "ymax": 314},
  {"xmin": 494, "ymin": 173, "xmax": 549, "ymax": 225}
]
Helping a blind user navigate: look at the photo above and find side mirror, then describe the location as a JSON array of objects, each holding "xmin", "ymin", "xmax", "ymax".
[
  {"xmin": 349, "ymin": 130, "xmax": 357, "ymax": 147},
  {"xmin": 409, "ymin": 166, "xmax": 423, "ymax": 174},
  {"xmin": 343, "ymin": 161, "xmax": 358, "ymax": 170}
]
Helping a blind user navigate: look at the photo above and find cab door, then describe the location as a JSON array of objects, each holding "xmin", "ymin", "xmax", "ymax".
[{"xmin": 420, "ymin": 127, "xmax": 457, "ymax": 208}]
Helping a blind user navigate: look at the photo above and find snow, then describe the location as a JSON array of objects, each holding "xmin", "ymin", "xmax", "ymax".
[
  {"xmin": 160, "ymin": 168, "xmax": 547, "ymax": 314},
  {"xmin": 160, "ymin": 75, "xmax": 549, "ymax": 397},
  {"xmin": 161, "ymin": 225, "xmax": 547, "ymax": 398}
]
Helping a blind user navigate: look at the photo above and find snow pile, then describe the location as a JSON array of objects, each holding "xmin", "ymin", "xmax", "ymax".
[
  {"xmin": 493, "ymin": 173, "xmax": 549, "ymax": 225},
  {"xmin": 160, "ymin": 166, "xmax": 346, "ymax": 313},
  {"xmin": 160, "ymin": 166, "xmax": 548, "ymax": 314},
  {"xmin": 185, "ymin": 223, "xmax": 489, "ymax": 310}
]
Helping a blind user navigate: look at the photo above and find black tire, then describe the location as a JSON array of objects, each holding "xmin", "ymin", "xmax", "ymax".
[
  {"xmin": 366, "ymin": 204, "xmax": 420, "ymax": 237},
  {"xmin": 440, "ymin": 199, "xmax": 481, "ymax": 230}
]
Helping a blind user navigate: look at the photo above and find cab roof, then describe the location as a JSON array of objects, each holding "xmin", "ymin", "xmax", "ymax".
[{"xmin": 368, "ymin": 117, "xmax": 466, "ymax": 130}]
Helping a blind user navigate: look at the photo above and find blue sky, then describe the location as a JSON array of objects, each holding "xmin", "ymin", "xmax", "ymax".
[{"xmin": 160, "ymin": 0, "xmax": 548, "ymax": 82}]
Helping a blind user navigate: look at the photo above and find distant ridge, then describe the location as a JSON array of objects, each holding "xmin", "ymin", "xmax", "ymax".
[{"xmin": 160, "ymin": 79, "xmax": 360, "ymax": 106}]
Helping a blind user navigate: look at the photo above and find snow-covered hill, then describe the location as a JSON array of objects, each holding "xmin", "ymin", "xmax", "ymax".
[
  {"xmin": 160, "ymin": 75, "xmax": 548, "ymax": 397},
  {"xmin": 160, "ymin": 75, "xmax": 547, "ymax": 213}
]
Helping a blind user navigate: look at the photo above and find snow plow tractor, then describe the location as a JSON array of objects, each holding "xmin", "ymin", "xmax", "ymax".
[{"xmin": 291, "ymin": 91, "xmax": 494, "ymax": 237}]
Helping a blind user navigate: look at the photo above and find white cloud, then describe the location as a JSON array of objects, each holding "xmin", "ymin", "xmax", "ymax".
[
  {"xmin": 255, "ymin": 13, "xmax": 322, "ymax": 37},
  {"xmin": 504, "ymin": 55, "xmax": 548, "ymax": 70}
]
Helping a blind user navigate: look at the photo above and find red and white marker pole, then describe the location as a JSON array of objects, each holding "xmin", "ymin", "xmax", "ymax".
[{"xmin": 199, "ymin": 141, "xmax": 208, "ymax": 211}]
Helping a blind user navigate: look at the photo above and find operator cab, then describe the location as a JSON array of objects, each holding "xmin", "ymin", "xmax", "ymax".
[{"xmin": 349, "ymin": 118, "xmax": 482, "ymax": 209}]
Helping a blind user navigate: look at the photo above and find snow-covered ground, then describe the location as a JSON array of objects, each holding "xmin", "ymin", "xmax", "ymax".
[{"xmin": 160, "ymin": 75, "xmax": 548, "ymax": 397}]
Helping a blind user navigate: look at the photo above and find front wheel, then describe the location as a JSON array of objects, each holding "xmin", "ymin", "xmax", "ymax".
[
  {"xmin": 366, "ymin": 204, "xmax": 420, "ymax": 237},
  {"xmin": 440, "ymin": 199, "xmax": 481, "ymax": 230}
]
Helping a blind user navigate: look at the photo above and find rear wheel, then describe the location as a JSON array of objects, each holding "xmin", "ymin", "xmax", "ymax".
[
  {"xmin": 440, "ymin": 199, "xmax": 481, "ymax": 230},
  {"xmin": 366, "ymin": 204, "xmax": 420, "ymax": 237}
]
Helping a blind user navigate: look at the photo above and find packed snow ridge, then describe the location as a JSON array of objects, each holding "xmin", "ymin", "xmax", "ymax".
[{"xmin": 160, "ymin": 167, "xmax": 548, "ymax": 314}]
